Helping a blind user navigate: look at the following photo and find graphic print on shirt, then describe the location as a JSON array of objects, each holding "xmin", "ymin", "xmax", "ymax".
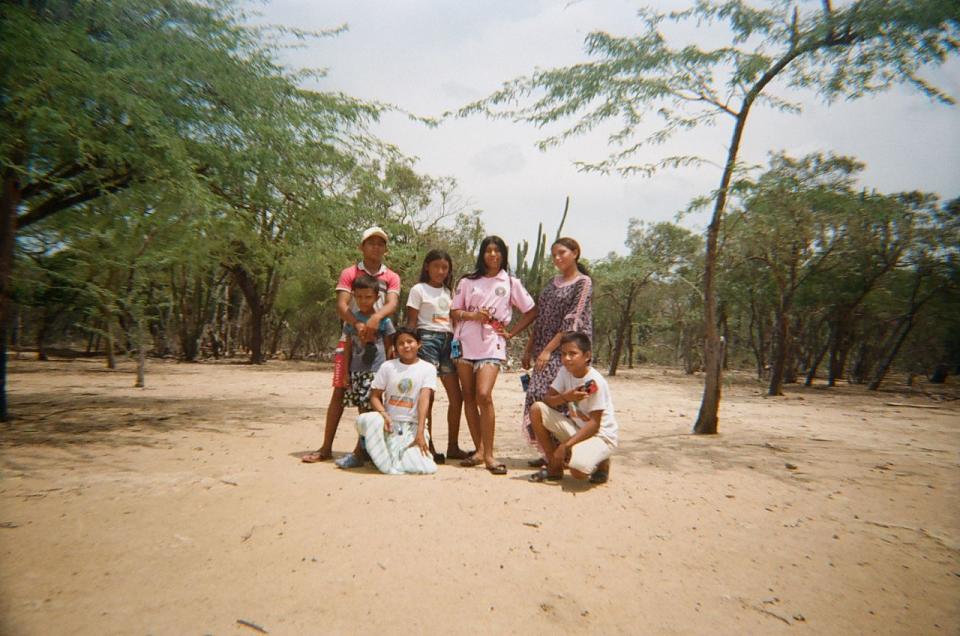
[
  {"xmin": 434, "ymin": 295, "xmax": 451, "ymax": 326},
  {"xmin": 467, "ymin": 284, "xmax": 509, "ymax": 319},
  {"xmin": 388, "ymin": 377, "xmax": 415, "ymax": 410},
  {"xmin": 465, "ymin": 283, "xmax": 510, "ymax": 351}
]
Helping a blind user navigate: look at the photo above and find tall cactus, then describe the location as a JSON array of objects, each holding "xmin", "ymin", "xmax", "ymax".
[
  {"xmin": 515, "ymin": 197, "xmax": 570, "ymax": 297},
  {"xmin": 555, "ymin": 196, "xmax": 569, "ymax": 241},
  {"xmin": 515, "ymin": 240, "xmax": 529, "ymax": 281},
  {"xmin": 529, "ymin": 222, "xmax": 545, "ymax": 292}
]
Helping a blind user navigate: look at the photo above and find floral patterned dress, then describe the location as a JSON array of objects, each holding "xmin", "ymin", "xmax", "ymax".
[{"xmin": 522, "ymin": 273, "xmax": 593, "ymax": 442}]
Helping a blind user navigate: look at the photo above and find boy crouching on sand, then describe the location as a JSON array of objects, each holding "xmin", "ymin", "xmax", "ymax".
[{"xmin": 528, "ymin": 331, "xmax": 617, "ymax": 484}]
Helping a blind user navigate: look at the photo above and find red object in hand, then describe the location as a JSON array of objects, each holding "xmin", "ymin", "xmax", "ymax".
[
  {"xmin": 582, "ymin": 379, "xmax": 598, "ymax": 394},
  {"xmin": 332, "ymin": 339, "xmax": 348, "ymax": 388}
]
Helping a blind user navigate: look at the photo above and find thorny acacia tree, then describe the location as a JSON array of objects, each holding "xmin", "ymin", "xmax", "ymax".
[
  {"xmin": 0, "ymin": 1, "xmax": 386, "ymax": 415},
  {"xmin": 459, "ymin": 0, "xmax": 959, "ymax": 433}
]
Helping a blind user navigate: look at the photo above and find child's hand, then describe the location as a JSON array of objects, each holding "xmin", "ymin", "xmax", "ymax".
[
  {"xmin": 564, "ymin": 387, "xmax": 589, "ymax": 402},
  {"xmin": 409, "ymin": 433, "xmax": 430, "ymax": 457},
  {"xmin": 380, "ymin": 412, "xmax": 393, "ymax": 433},
  {"xmin": 534, "ymin": 351, "xmax": 550, "ymax": 371},
  {"xmin": 364, "ymin": 316, "xmax": 381, "ymax": 332},
  {"xmin": 354, "ymin": 322, "xmax": 368, "ymax": 341}
]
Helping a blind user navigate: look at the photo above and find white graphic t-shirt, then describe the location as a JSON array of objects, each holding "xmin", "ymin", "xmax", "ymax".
[
  {"xmin": 371, "ymin": 358, "xmax": 438, "ymax": 423},
  {"xmin": 550, "ymin": 366, "xmax": 619, "ymax": 446},
  {"xmin": 406, "ymin": 283, "xmax": 454, "ymax": 334}
]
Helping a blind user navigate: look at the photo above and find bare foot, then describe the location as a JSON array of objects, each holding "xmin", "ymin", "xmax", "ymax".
[{"xmin": 301, "ymin": 449, "xmax": 332, "ymax": 463}]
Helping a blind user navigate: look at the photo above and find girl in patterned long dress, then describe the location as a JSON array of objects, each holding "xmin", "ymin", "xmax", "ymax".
[{"xmin": 521, "ymin": 238, "xmax": 593, "ymax": 453}]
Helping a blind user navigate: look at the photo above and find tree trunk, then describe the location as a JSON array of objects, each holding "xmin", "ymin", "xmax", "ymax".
[
  {"xmin": 248, "ymin": 304, "xmax": 265, "ymax": 364},
  {"xmin": 105, "ymin": 321, "xmax": 116, "ymax": 369},
  {"xmin": 929, "ymin": 364, "xmax": 949, "ymax": 384},
  {"xmin": 86, "ymin": 326, "xmax": 97, "ymax": 354},
  {"xmin": 0, "ymin": 323, "xmax": 7, "ymax": 422},
  {"xmin": 135, "ymin": 315, "xmax": 146, "ymax": 388},
  {"xmin": 826, "ymin": 321, "xmax": 845, "ymax": 387},
  {"xmin": 805, "ymin": 339, "xmax": 828, "ymax": 386},
  {"xmin": 36, "ymin": 312, "xmax": 51, "ymax": 361},
  {"xmin": 784, "ymin": 316, "xmax": 802, "ymax": 384},
  {"xmin": 12, "ymin": 308, "xmax": 22, "ymax": 360},
  {"xmin": 0, "ymin": 165, "xmax": 23, "ymax": 422},
  {"xmin": 849, "ymin": 341, "xmax": 870, "ymax": 385},
  {"xmin": 695, "ymin": 108, "xmax": 754, "ymax": 434},
  {"xmin": 607, "ymin": 289, "xmax": 635, "ymax": 376},
  {"xmin": 103, "ymin": 316, "xmax": 117, "ymax": 369},
  {"xmin": 868, "ymin": 316, "xmax": 915, "ymax": 390},
  {"xmin": 748, "ymin": 295, "xmax": 766, "ymax": 380},
  {"xmin": 226, "ymin": 264, "xmax": 267, "ymax": 364},
  {"xmin": 767, "ymin": 307, "xmax": 789, "ymax": 396},
  {"xmin": 288, "ymin": 331, "xmax": 305, "ymax": 360},
  {"xmin": 719, "ymin": 305, "xmax": 730, "ymax": 371}
]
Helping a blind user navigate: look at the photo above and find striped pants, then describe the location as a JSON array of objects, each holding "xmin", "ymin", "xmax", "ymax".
[{"xmin": 355, "ymin": 413, "xmax": 438, "ymax": 475}]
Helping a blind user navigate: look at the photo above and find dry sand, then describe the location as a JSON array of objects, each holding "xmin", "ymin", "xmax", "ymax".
[{"xmin": 1, "ymin": 357, "xmax": 958, "ymax": 635}]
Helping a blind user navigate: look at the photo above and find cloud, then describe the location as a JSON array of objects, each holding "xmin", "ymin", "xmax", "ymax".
[
  {"xmin": 469, "ymin": 143, "xmax": 527, "ymax": 176},
  {"xmin": 440, "ymin": 81, "xmax": 482, "ymax": 103}
]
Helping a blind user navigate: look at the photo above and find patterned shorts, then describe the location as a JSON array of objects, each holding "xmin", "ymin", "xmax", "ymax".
[{"xmin": 343, "ymin": 371, "xmax": 376, "ymax": 408}]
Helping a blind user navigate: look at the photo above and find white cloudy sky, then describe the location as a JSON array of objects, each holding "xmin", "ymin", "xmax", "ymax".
[{"xmin": 258, "ymin": 0, "xmax": 960, "ymax": 259}]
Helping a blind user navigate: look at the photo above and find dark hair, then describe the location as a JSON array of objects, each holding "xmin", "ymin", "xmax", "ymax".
[
  {"xmin": 465, "ymin": 235, "xmax": 510, "ymax": 280},
  {"xmin": 560, "ymin": 331, "xmax": 592, "ymax": 354},
  {"xmin": 352, "ymin": 274, "xmax": 380, "ymax": 292},
  {"xmin": 552, "ymin": 237, "xmax": 590, "ymax": 276},
  {"xmin": 419, "ymin": 249, "xmax": 454, "ymax": 291},
  {"xmin": 394, "ymin": 326, "xmax": 420, "ymax": 342}
]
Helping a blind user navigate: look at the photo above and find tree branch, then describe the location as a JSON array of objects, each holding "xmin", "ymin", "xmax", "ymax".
[
  {"xmin": 17, "ymin": 173, "xmax": 133, "ymax": 229},
  {"xmin": 20, "ymin": 163, "xmax": 90, "ymax": 201}
]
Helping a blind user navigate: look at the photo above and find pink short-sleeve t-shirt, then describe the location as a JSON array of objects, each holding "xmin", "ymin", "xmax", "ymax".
[
  {"xmin": 452, "ymin": 270, "xmax": 535, "ymax": 360},
  {"xmin": 336, "ymin": 262, "xmax": 401, "ymax": 314}
]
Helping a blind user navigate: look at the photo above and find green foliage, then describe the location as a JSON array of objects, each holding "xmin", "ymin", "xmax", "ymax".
[{"xmin": 458, "ymin": 1, "xmax": 958, "ymax": 176}]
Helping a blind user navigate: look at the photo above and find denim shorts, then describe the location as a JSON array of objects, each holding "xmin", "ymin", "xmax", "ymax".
[
  {"xmin": 455, "ymin": 358, "xmax": 503, "ymax": 372},
  {"xmin": 417, "ymin": 329, "xmax": 456, "ymax": 376}
]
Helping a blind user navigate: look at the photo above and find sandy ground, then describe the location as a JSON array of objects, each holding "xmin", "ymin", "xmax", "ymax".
[{"xmin": 0, "ymin": 356, "xmax": 958, "ymax": 635}]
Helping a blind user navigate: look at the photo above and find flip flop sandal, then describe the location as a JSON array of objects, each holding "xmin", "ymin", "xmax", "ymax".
[
  {"xmin": 529, "ymin": 468, "xmax": 562, "ymax": 482},
  {"xmin": 432, "ymin": 452, "xmax": 446, "ymax": 465},
  {"xmin": 527, "ymin": 457, "xmax": 547, "ymax": 468},
  {"xmin": 459, "ymin": 456, "xmax": 482, "ymax": 467},
  {"xmin": 486, "ymin": 464, "xmax": 508, "ymax": 475}
]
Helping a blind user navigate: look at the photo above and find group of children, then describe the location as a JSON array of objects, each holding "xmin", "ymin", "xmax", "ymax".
[{"xmin": 301, "ymin": 226, "xmax": 617, "ymax": 484}]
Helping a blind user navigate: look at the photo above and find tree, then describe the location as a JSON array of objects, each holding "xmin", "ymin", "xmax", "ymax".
[
  {"xmin": 729, "ymin": 152, "xmax": 865, "ymax": 395},
  {"xmin": 867, "ymin": 195, "xmax": 959, "ymax": 389},
  {"xmin": 594, "ymin": 221, "xmax": 700, "ymax": 375},
  {"xmin": 0, "ymin": 0, "xmax": 385, "ymax": 414},
  {"xmin": 459, "ymin": 0, "xmax": 958, "ymax": 433}
]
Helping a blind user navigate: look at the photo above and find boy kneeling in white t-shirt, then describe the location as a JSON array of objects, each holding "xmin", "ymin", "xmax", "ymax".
[
  {"xmin": 354, "ymin": 327, "xmax": 439, "ymax": 475},
  {"xmin": 528, "ymin": 331, "xmax": 617, "ymax": 484}
]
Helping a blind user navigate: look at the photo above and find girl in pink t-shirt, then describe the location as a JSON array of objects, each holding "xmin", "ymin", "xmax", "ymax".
[{"xmin": 451, "ymin": 236, "xmax": 537, "ymax": 475}]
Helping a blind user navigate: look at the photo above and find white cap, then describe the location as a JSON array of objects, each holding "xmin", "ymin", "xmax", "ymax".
[{"xmin": 360, "ymin": 226, "xmax": 388, "ymax": 244}]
